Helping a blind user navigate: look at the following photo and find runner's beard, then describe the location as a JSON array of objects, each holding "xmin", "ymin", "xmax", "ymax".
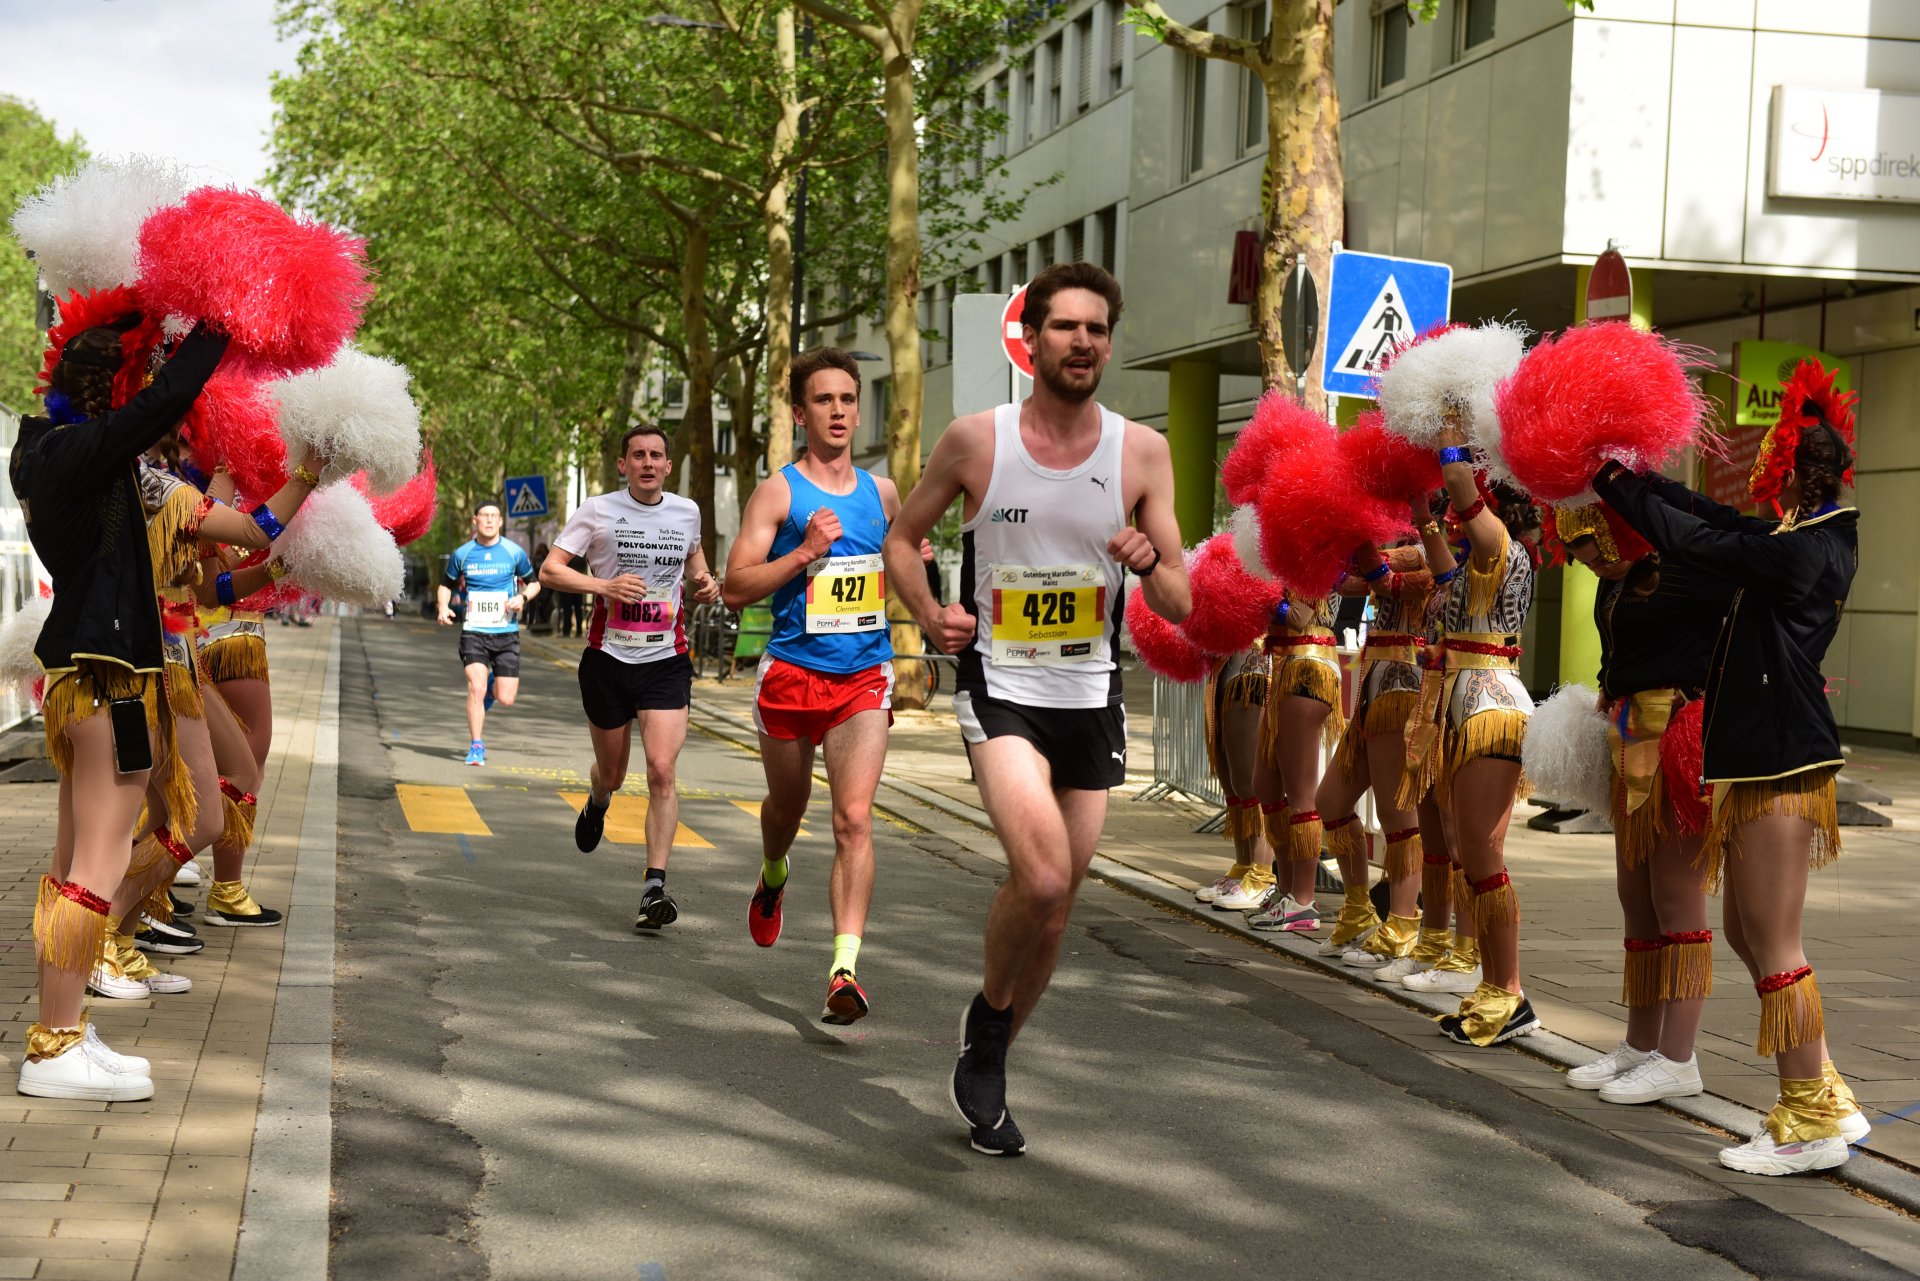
[{"xmin": 1035, "ymin": 353, "xmax": 1102, "ymax": 403}]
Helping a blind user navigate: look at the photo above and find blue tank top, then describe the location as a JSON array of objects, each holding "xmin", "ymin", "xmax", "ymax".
[{"xmin": 766, "ymin": 464, "xmax": 894, "ymax": 674}]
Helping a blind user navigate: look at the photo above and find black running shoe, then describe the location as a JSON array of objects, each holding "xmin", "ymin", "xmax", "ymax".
[
  {"xmin": 575, "ymin": 795, "xmax": 609, "ymax": 853},
  {"xmin": 634, "ymin": 883, "xmax": 678, "ymax": 931},
  {"xmin": 970, "ymin": 1109, "xmax": 1027, "ymax": 1157},
  {"xmin": 169, "ymin": 891, "xmax": 194, "ymax": 919},
  {"xmin": 950, "ymin": 993, "xmax": 1013, "ymax": 1131},
  {"xmin": 141, "ymin": 912, "xmax": 198, "ymax": 941},
  {"xmin": 135, "ymin": 926, "xmax": 204, "ymax": 955},
  {"xmin": 1438, "ymin": 995, "xmax": 1541, "ymax": 1046}
]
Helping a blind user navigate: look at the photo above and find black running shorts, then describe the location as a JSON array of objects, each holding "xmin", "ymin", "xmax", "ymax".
[
  {"xmin": 579, "ymin": 648, "xmax": 693, "ymax": 728},
  {"xmin": 458, "ymin": 630, "xmax": 521, "ymax": 678},
  {"xmin": 953, "ymin": 690, "xmax": 1128, "ymax": 791}
]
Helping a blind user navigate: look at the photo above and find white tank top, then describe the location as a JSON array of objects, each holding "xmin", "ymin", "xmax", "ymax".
[{"xmin": 958, "ymin": 401, "xmax": 1128, "ymax": 709}]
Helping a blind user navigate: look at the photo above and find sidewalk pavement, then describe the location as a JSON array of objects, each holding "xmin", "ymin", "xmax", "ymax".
[
  {"xmin": 0, "ymin": 619, "xmax": 335, "ymax": 1281},
  {"xmin": 658, "ymin": 650, "xmax": 1920, "ymax": 1182}
]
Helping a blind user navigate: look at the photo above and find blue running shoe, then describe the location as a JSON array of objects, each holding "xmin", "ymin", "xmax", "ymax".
[
  {"xmin": 483, "ymin": 673, "xmax": 496, "ymax": 712},
  {"xmin": 465, "ymin": 740, "xmax": 486, "ymax": 766}
]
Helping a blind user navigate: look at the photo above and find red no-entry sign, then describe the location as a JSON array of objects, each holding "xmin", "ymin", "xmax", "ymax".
[{"xmin": 1001, "ymin": 285, "xmax": 1034, "ymax": 377}]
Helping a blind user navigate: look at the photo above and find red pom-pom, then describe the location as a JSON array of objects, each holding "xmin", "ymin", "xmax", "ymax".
[
  {"xmin": 1494, "ymin": 323, "xmax": 1713, "ymax": 502},
  {"xmin": 37, "ymin": 285, "xmax": 164, "ymax": 409},
  {"xmin": 353, "ymin": 452, "xmax": 437, "ymax": 546},
  {"xmin": 1179, "ymin": 532, "xmax": 1284, "ymax": 655},
  {"xmin": 1661, "ymin": 698, "xmax": 1709, "ymax": 835},
  {"xmin": 178, "ymin": 375, "xmax": 286, "ymax": 501},
  {"xmin": 1339, "ymin": 411, "xmax": 1442, "ymax": 506},
  {"xmin": 1222, "ymin": 391, "xmax": 1323, "ymax": 507},
  {"xmin": 1252, "ymin": 418, "xmax": 1407, "ymax": 598},
  {"xmin": 1126, "ymin": 580, "xmax": 1212, "ymax": 683},
  {"xmin": 137, "ymin": 188, "xmax": 371, "ymax": 378}
]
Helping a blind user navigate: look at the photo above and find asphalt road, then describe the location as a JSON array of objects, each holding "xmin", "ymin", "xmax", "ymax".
[{"xmin": 328, "ymin": 617, "xmax": 1911, "ymax": 1281}]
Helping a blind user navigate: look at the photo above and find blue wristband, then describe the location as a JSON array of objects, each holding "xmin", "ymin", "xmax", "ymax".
[
  {"xmin": 1361, "ymin": 561, "xmax": 1391, "ymax": 583},
  {"xmin": 1438, "ymin": 445, "xmax": 1473, "ymax": 467},
  {"xmin": 215, "ymin": 572, "xmax": 237, "ymax": 606},
  {"xmin": 251, "ymin": 506, "xmax": 285, "ymax": 540},
  {"xmin": 1432, "ymin": 565, "xmax": 1462, "ymax": 586}
]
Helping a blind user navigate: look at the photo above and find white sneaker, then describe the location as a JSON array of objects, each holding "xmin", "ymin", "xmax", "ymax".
[
  {"xmin": 173, "ymin": 858, "xmax": 203, "ymax": 887},
  {"xmin": 1369, "ymin": 955, "xmax": 1429, "ymax": 982},
  {"xmin": 1319, "ymin": 922, "xmax": 1377, "ymax": 957},
  {"xmin": 1247, "ymin": 894, "xmax": 1320, "ymax": 933},
  {"xmin": 88, "ymin": 962, "xmax": 150, "ymax": 1000},
  {"xmin": 1599, "ymin": 1052, "xmax": 1704, "ymax": 1104},
  {"xmin": 83, "ymin": 1024, "xmax": 151, "ymax": 1076},
  {"xmin": 1214, "ymin": 876, "xmax": 1276, "ymax": 911},
  {"xmin": 1839, "ymin": 1110, "xmax": 1872, "ymax": 1144},
  {"xmin": 17, "ymin": 1042, "xmax": 154, "ymax": 1102},
  {"xmin": 1194, "ymin": 875, "xmax": 1236, "ymax": 905},
  {"xmin": 141, "ymin": 970, "xmax": 193, "ymax": 995},
  {"xmin": 1402, "ymin": 964, "xmax": 1481, "ymax": 993},
  {"xmin": 1718, "ymin": 1130, "xmax": 1851, "ymax": 1176},
  {"xmin": 1343, "ymin": 945, "xmax": 1399, "ymax": 969},
  {"xmin": 1567, "ymin": 1042, "xmax": 1653, "ymax": 1091}
]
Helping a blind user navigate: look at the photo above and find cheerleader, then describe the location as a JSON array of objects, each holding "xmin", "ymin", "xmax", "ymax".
[
  {"xmin": 1245, "ymin": 590, "xmax": 1344, "ymax": 934},
  {"xmin": 1594, "ymin": 359, "xmax": 1864, "ymax": 1176},
  {"xmin": 1552, "ymin": 503, "xmax": 1723, "ymax": 1105},
  {"xmin": 12, "ymin": 318, "xmax": 225, "ymax": 1100},
  {"xmin": 1430, "ymin": 421, "xmax": 1540, "ymax": 1047},
  {"xmin": 1194, "ymin": 643, "xmax": 1278, "ymax": 911}
]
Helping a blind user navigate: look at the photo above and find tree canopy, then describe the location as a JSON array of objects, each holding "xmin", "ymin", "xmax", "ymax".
[{"xmin": 1, "ymin": 96, "xmax": 88, "ymax": 412}]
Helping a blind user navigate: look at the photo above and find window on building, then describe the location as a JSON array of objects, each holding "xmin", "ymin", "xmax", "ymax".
[
  {"xmin": 664, "ymin": 377, "xmax": 687, "ymax": 409},
  {"xmin": 869, "ymin": 377, "xmax": 891, "ymax": 449},
  {"xmin": 986, "ymin": 256, "xmax": 1004, "ymax": 293},
  {"xmin": 1239, "ymin": 0, "xmax": 1268, "ymax": 151},
  {"xmin": 1373, "ymin": 4, "xmax": 1407, "ymax": 96},
  {"xmin": 1025, "ymin": 60, "xmax": 1039, "ymax": 144},
  {"xmin": 918, "ymin": 287, "xmax": 934, "ymax": 368},
  {"xmin": 943, "ymin": 284, "xmax": 956, "ymax": 362},
  {"xmin": 1069, "ymin": 221, "xmax": 1086, "ymax": 264},
  {"xmin": 1075, "ymin": 14, "xmax": 1095, "ymax": 113},
  {"xmin": 1107, "ymin": 0, "xmax": 1126, "ymax": 95},
  {"xmin": 1459, "ymin": 0, "xmax": 1495, "ymax": 52},
  {"xmin": 835, "ymin": 284, "xmax": 855, "ymax": 340},
  {"xmin": 1046, "ymin": 35, "xmax": 1064, "ymax": 130},
  {"xmin": 1183, "ymin": 36, "xmax": 1208, "ymax": 179},
  {"xmin": 1097, "ymin": 206, "xmax": 1118, "ymax": 273},
  {"xmin": 995, "ymin": 72, "xmax": 1011, "ymax": 152}
]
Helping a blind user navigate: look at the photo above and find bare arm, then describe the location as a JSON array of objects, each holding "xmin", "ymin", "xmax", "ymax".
[
  {"xmin": 1120, "ymin": 424, "xmax": 1191, "ymax": 624},
  {"xmin": 883, "ymin": 423, "xmax": 975, "ymax": 652},
  {"xmin": 196, "ymin": 454, "xmax": 322, "ymax": 549},
  {"xmin": 722, "ymin": 474, "xmax": 835, "ymax": 610},
  {"xmin": 685, "ymin": 546, "xmax": 721, "ymax": 604},
  {"xmin": 1434, "ymin": 413, "xmax": 1503, "ymax": 570}
]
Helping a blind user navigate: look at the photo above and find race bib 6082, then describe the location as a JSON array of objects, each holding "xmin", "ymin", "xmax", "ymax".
[{"xmin": 607, "ymin": 597, "xmax": 678, "ymax": 647}]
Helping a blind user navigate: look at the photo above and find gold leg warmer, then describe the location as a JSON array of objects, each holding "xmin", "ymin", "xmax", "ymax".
[
  {"xmin": 34, "ymin": 877, "xmax": 112, "ymax": 978},
  {"xmin": 1622, "ymin": 938, "xmax": 1664, "ymax": 1009},
  {"xmin": 1384, "ymin": 827, "xmax": 1422, "ymax": 883},
  {"xmin": 1764, "ymin": 1076, "xmax": 1844, "ymax": 1144},
  {"xmin": 1661, "ymin": 930, "xmax": 1714, "ymax": 1001},
  {"xmin": 1757, "ymin": 966, "xmax": 1824, "ymax": 1058}
]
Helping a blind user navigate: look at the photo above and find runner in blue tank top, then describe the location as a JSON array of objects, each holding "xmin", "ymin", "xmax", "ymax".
[{"xmin": 724, "ymin": 348, "xmax": 932, "ymax": 1026}]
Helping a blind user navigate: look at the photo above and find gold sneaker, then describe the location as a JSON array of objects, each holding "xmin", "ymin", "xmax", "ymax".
[{"xmin": 202, "ymin": 880, "xmax": 285, "ymax": 928}]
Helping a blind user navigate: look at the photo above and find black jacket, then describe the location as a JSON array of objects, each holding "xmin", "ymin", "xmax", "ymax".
[
  {"xmin": 1594, "ymin": 557, "xmax": 1731, "ymax": 701},
  {"xmin": 1593, "ymin": 465, "xmax": 1856, "ymax": 784},
  {"xmin": 9, "ymin": 327, "xmax": 228, "ymax": 674}
]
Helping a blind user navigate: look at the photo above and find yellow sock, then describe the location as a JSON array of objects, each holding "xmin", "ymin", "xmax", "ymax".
[
  {"xmin": 831, "ymin": 934, "xmax": 861, "ymax": 978},
  {"xmin": 761, "ymin": 856, "xmax": 789, "ymax": 890}
]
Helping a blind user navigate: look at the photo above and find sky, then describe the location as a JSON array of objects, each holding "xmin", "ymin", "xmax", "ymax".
[{"xmin": 0, "ymin": 0, "xmax": 299, "ymax": 189}]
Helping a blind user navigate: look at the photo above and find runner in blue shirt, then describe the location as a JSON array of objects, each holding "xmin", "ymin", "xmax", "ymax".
[{"xmin": 437, "ymin": 501, "xmax": 540, "ymax": 764}]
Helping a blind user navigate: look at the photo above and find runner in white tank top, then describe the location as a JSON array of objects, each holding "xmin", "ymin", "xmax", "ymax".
[{"xmin": 885, "ymin": 264, "xmax": 1190, "ymax": 1157}]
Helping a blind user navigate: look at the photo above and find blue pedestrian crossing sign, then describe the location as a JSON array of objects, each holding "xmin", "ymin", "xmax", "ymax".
[
  {"xmin": 1320, "ymin": 250, "xmax": 1453, "ymax": 397},
  {"xmin": 504, "ymin": 475, "xmax": 549, "ymax": 519}
]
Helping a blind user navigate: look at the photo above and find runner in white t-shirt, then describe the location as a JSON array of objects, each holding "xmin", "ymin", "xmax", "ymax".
[{"xmin": 541, "ymin": 424, "xmax": 721, "ymax": 931}]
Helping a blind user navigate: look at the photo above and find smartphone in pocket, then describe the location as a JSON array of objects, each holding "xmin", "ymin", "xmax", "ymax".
[{"xmin": 109, "ymin": 697, "xmax": 154, "ymax": 774}]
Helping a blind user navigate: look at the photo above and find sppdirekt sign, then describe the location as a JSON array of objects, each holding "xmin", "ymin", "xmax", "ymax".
[{"xmin": 1769, "ymin": 86, "xmax": 1920, "ymax": 204}]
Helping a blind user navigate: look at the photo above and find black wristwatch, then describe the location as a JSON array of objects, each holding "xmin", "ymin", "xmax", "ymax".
[{"xmin": 1132, "ymin": 547, "xmax": 1161, "ymax": 577}]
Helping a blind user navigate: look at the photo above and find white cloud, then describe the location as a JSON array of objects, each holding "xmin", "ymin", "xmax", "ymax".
[{"xmin": 0, "ymin": 0, "xmax": 299, "ymax": 189}]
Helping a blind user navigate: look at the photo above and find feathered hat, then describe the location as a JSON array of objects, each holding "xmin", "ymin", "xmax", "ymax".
[
  {"xmin": 36, "ymin": 286, "xmax": 165, "ymax": 412},
  {"xmin": 1748, "ymin": 358, "xmax": 1857, "ymax": 505}
]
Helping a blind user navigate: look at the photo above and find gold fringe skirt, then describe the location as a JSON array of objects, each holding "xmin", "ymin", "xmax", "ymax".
[
  {"xmin": 1443, "ymin": 709, "xmax": 1530, "ymax": 798},
  {"xmin": 202, "ymin": 633, "xmax": 270, "ymax": 685},
  {"xmin": 41, "ymin": 662, "xmax": 160, "ymax": 777},
  {"xmin": 1262, "ymin": 656, "xmax": 1347, "ymax": 767},
  {"xmin": 1699, "ymin": 769, "xmax": 1840, "ymax": 893}
]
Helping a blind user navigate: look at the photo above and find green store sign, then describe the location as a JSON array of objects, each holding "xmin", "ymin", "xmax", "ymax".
[{"xmin": 1734, "ymin": 340, "xmax": 1852, "ymax": 427}]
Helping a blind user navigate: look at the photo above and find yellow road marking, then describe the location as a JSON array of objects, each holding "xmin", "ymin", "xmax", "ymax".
[
  {"xmin": 396, "ymin": 784, "xmax": 492, "ymax": 836},
  {"xmin": 559, "ymin": 792, "xmax": 714, "ymax": 848},
  {"xmin": 730, "ymin": 798, "xmax": 811, "ymax": 838}
]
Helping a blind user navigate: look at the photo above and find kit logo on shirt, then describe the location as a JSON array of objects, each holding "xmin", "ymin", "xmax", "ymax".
[{"xmin": 989, "ymin": 507, "xmax": 1029, "ymax": 523}]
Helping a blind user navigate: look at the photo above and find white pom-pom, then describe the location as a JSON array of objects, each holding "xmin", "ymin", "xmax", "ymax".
[
  {"xmin": 10, "ymin": 156, "xmax": 192, "ymax": 296},
  {"xmin": 272, "ymin": 485, "xmax": 403, "ymax": 607},
  {"xmin": 1520, "ymin": 683, "xmax": 1612, "ymax": 813},
  {"xmin": 0, "ymin": 596, "xmax": 53, "ymax": 692},
  {"xmin": 1376, "ymin": 322, "xmax": 1528, "ymax": 448},
  {"xmin": 1229, "ymin": 505, "xmax": 1277, "ymax": 582},
  {"xmin": 272, "ymin": 346, "xmax": 422, "ymax": 492}
]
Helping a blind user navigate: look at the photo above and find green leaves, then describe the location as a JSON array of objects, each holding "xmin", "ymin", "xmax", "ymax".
[{"xmin": 0, "ymin": 96, "xmax": 88, "ymax": 411}]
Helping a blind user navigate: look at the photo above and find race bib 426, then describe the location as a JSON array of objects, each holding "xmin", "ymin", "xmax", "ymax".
[
  {"xmin": 989, "ymin": 564, "xmax": 1106, "ymax": 666},
  {"xmin": 805, "ymin": 554, "xmax": 887, "ymax": 634}
]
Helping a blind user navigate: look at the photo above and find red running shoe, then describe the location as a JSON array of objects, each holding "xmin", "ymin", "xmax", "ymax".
[
  {"xmin": 748, "ymin": 874, "xmax": 785, "ymax": 947},
  {"xmin": 822, "ymin": 969, "xmax": 869, "ymax": 1026}
]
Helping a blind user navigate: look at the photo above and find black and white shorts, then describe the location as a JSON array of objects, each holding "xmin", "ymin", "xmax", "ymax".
[
  {"xmin": 458, "ymin": 630, "xmax": 521, "ymax": 677},
  {"xmin": 579, "ymin": 648, "xmax": 693, "ymax": 729},
  {"xmin": 953, "ymin": 689, "xmax": 1128, "ymax": 791}
]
